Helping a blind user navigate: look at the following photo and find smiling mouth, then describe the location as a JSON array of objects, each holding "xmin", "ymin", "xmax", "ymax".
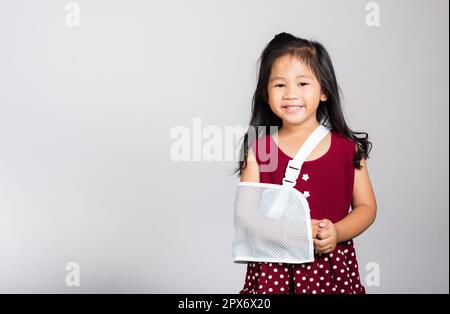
[{"xmin": 281, "ymin": 105, "xmax": 305, "ymax": 111}]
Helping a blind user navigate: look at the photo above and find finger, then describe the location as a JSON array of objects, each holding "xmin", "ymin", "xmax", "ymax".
[
  {"xmin": 312, "ymin": 227, "xmax": 320, "ymax": 236},
  {"xmin": 317, "ymin": 229, "xmax": 330, "ymax": 240},
  {"xmin": 311, "ymin": 226, "xmax": 319, "ymax": 239},
  {"xmin": 319, "ymin": 238, "xmax": 332, "ymax": 249},
  {"xmin": 319, "ymin": 219, "xmax": 330, "ymax": 229},
  {"xmin": 316, "ymin": 244, "xmax": 331, "ymax": 254},
  {"xmin": 313, "ymin": 238, "xmax": 328, "ymax": 249},
  {"xmin": 313, "ymin": 239, "xmax": 321, "ymax": 250}
]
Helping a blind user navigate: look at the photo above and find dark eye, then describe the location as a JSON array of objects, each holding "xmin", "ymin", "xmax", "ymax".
[
  {"xmin": 274, "ymin": 84, "xmax": 285, "ymax": 88},
  {"xmin": 299, "ymin": 82, "xmax": 309, "ymax": 87}
]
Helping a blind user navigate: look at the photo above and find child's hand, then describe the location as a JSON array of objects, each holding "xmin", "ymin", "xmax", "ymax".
[
  {"xmin": 311, "ymin": 219, "xmax": 320, "ymax": 239},
  {"xmin": 313, "ymin": 219, "xmax": 339, "ymax": 254}
]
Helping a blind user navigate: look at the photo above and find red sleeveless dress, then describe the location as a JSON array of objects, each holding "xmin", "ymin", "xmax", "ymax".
[{"xmin": 239, "ymin": 131, "xmax": 365, "ymax": 294}]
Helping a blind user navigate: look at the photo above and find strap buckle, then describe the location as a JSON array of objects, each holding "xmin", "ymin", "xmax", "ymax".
[{"xmin": 282, "ymin": 160, "xmax": 301, "ymax": 186}]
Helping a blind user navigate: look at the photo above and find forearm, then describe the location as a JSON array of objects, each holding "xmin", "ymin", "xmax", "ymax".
[{"xmin": 335, "ymin": 205, "xmax": 376, "ymax": 243}]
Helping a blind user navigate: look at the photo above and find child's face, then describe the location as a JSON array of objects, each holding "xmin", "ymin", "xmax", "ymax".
[{"xmin": 268, "ymin": 55, "xmax": 327, "ymax": 128}]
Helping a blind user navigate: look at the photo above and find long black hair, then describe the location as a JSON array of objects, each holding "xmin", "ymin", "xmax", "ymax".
[{"xmin": 236, "ymin": 32, "xmax": 372, "ymax": 175}]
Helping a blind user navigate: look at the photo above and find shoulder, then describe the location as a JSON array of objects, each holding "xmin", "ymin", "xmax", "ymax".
[
  {"xmin": 251, "ymin": 134, "xmax": 276, "ymax": 166},
  {"xmin": 332, "ymin": 131, "xmax": 357, "ymax": 158},
  {"xmin": 332, "ymin": 131, "xmax": 356, "ymax": 147},
  {"xmin": 251, "ymin": 134, "xmax": 273, "ymax": 153}
]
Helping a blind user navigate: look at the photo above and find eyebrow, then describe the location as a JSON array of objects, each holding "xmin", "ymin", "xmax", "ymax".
[{"xmin": 269, "ymin": 75, "xmax": 312, "ymax": 82}]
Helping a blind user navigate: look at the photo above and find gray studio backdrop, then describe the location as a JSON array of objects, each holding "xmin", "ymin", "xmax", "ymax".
[{"xmin": 0, "ymin": 0, "xmax": 448, "ymax": 293}]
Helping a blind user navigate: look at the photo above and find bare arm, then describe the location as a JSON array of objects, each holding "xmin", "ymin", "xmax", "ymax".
[
  {"xmin": 240, "ymin": 148, "xmax": 260, "ymax": 183},
  {"xmin": 335, "ymin": 157, "xmax": 377, "ymax": 242}
]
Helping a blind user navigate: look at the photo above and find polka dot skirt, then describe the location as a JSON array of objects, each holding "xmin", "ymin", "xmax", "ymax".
[{"xmin": 239, "ymin": 241, "xmax": 365, "ymax": 294}]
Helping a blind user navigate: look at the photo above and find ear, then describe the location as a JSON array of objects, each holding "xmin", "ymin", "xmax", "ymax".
[{"xmin": 320, "ymin": 91, "xmax": 328, "ymax": 102}]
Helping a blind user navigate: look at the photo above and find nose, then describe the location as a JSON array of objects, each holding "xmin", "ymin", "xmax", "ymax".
[{"xmin": 283, "ymin": 85, "xmax": 299, "ymax": 100}]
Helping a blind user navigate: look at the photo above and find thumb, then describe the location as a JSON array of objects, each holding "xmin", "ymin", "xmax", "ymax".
[{"xmin": 319, "ymin": 219, "xmax": 329, "ymax": 228}]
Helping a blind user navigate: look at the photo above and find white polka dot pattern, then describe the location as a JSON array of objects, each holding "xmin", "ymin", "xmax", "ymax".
[{"xmin": 239, "ymin": 240, "xmax": 365, "ymax": 294}]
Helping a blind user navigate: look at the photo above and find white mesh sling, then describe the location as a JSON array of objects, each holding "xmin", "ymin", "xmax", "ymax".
[{"xmin": 232, "ymin": 125, "xmax": 330, "ymax": 264}]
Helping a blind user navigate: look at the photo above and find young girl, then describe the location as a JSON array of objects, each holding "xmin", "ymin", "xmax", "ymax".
[{"xmin": 236, "ymin": 32, "xmax": 377, "ymax": 294}]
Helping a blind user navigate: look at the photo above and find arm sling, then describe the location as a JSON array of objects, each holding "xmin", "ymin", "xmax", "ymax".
[{"xmin": 232, "ymin": 125, "xmax": 330, "ymax": 264}]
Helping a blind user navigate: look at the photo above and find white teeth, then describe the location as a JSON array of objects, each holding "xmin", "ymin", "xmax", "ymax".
[{"xmin": 282, "ymin": 105, "xmax": 304, "ymax": 113}]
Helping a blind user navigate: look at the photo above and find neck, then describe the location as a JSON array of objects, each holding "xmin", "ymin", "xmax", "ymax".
[{"xmin": 280, "ymin": 119, "xmax": 321, "ymax": 137}]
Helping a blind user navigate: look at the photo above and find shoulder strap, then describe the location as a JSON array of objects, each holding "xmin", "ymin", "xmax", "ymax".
[{"xmin": 282, "ymin": 125, "xmax": 330, "ymax": 187}]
